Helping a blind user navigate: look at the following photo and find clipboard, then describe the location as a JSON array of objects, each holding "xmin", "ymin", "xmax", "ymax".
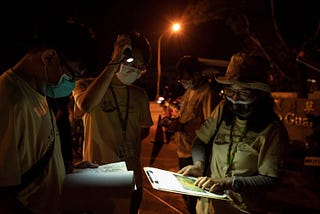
[{"xmin": 144, "ymin": 167, "xmax": 228, "ymax": 200}]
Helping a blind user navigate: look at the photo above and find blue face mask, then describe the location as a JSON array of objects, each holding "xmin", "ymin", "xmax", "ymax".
[{"xmin": 44, "ymin": 74, "xmax": 75, "ymax": 98}]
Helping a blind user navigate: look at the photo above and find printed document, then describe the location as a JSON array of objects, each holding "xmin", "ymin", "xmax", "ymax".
[{"xmin": 144, "ymin": 167, "xmax": 228, "ymax": 200}]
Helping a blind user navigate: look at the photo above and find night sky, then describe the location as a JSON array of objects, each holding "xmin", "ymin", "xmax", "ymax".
[
  {"xmin": 1, "ymin": 0, "xmax": 319, "ymax": 98},
  {"xmin": 1, "ymin": 0, "xmax": 318, "ymax": 62}
]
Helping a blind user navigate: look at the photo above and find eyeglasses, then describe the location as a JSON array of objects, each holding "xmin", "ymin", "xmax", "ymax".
[
  {"xmin": 177, "ymin": 79, "xmax": 191, "ymax": 84},
  {"xmin": 223, "ymin": 87, "xmax": 256, "ymax": 100},
  {"xmin": 59, "ymin": 57, "xmax": 85, "ymax": 81}
]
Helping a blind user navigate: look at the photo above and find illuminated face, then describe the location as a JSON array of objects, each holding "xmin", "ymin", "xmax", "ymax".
[
  {"xmin": 116, "ymin": 49, "xmax": 147, "ymax": 85},
  {"xmin": 59, "ymin": 57, "xmax": 85, "ymax": 81},
  {"xmin": 122, "ymin": 48, "xmax": 147, "ymax": 76},
  {"xmin": 178, "ymin": 72, "xmax": 195, "ymax": 89},
  {"xmin": 223, "ymin": 85, "xmax": 258, "ymax": 104},
  {"xmin": 224, "ymin": 85, "xmax": 261, "ymax": 118}
]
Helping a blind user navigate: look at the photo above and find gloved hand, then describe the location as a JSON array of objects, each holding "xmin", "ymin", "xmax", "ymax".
[
  {"xmin": 195, "ymin": 176, "xmax": 233, "ymax": 194},
  {"xmin": 110, "ymin": 34, "xmax": 132, "ymax": 63}
]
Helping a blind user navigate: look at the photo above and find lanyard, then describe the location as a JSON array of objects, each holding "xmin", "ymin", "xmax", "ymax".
[
  {"xmin": 226, "ymin": 121, "xmax": 247, "ymax": 168},
  {"xmin": 110, "ymin": 86, "xmax": 130, "ymax": 141}
]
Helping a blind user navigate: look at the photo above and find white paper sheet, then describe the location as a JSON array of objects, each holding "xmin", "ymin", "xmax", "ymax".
[
  {"xmin": 144, "ymin": 167, "xmax": 228, "ymax": 200},
  {"xmin": 73, "ymin": 161, "xmax": 128, "ymax": 174}
]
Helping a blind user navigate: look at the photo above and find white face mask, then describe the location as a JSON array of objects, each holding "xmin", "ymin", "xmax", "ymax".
[
  {"xmin": 116, "ymin": 64, "xmax": 141, "ymax": 85},
  {"xmin": 179, "ymin": 80, "xmax": 194, "ymax": 89},
  {"xmin": 225, "ymin": 96, "xmax": 255, "ymax": 105},
  {"xmin": 225, "ymin": 96, "xmax": 256, "ymax": 119}
]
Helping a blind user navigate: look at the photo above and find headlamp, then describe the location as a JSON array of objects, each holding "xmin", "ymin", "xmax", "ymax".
[{"xmin": 124, "ymin": 48, "xmax": 134, "ymax": 63}]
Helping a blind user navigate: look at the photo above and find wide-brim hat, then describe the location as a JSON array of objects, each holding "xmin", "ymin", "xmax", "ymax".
[{"xmin": 215, "ymin": 52, "xmax": 271, "ymax": 92}]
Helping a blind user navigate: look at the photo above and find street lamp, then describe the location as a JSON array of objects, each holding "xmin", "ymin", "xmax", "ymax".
[{"xmin": 156, "ymin": 22, "xmax": 181, "ymax": 100}]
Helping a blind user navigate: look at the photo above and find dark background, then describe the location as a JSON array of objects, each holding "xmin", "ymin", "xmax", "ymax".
[{"xmin": 1, "ymin": 0, "xmax": 319, "ymax": 100}]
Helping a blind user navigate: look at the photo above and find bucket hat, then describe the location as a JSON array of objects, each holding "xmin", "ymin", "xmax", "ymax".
[{"xmin": 215, "ymin": 52, "xmax": 271, "ymax": 92}]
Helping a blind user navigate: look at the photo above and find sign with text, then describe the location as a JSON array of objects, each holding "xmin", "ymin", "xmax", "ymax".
[{"xmin": 273, "ymin": 97, "xmax": 320, "ymax": 142}]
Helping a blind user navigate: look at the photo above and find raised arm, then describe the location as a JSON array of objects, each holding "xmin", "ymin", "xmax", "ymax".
[{"xmin": 74, "ymin": 35, "xmax": 131, "ymax": 113}]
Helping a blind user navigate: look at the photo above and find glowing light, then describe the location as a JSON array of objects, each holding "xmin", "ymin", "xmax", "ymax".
[
  {"xmin": 172, "ymin": 23, "xmax": 181, "ymax": 32},
  {"xmin": 156, "ymin": 22, "xmax": 182, "ymax": 100},
  {"xmin": 126, "ymin": 58, "xmax": 134, "ymax": 63}
]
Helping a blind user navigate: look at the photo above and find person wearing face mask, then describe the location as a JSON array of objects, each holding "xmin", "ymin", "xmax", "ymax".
[
  {"xmin": 72, "ymin": 32, "xmax": 153, "ymax": 214},
  {"xmin": 178, "ymin": 52, "xmax": 289, "ymax": 214},
  {"xmin": 166, "ymin": 56, "xmax": 221, "ymax": 214},
  {"xmin": 0, "ymin": 14, "xmax": 98, "ymax": 214}
]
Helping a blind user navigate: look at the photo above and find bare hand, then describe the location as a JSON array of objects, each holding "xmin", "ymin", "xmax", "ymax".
[
  {"xmin": 195, "ymin": 177, "xmax": 233, "ymax": 194},
  {"xmin": 111, "ymin": 34, "xmax": 131, "ymax": 63},
  {"xmin": 177, "ymin": 164, "xmax": 202, "ymax": 177},
  {"xmin": 73, "ymin": 160, "xmax": 99, "ymax": 169}
]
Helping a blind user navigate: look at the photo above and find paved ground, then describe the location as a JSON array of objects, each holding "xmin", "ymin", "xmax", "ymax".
[
  {"xmin": 69, "ymin": 101, "xmax": 320, "ymax": 213},
  {"xmin": 139, "ymin": 102, "xmax": 320, "ymax": 214},
  {"xmin": 139, "ymin": 102, "xmax": 189, "ymax": 214}
]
